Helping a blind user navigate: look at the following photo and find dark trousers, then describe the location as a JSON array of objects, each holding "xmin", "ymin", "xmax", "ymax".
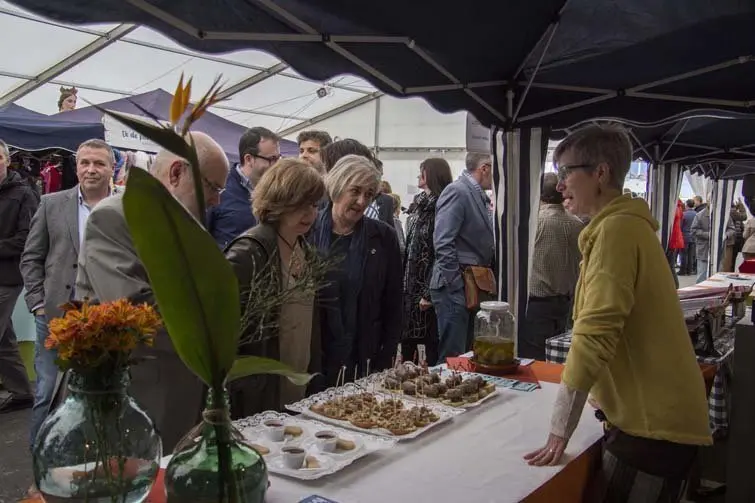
[
  {"xmin": 0, "ymin": 285, "xmax": 32, "ymax": 398},
  {"xmin": 429, "ymin": 283, "xmax": 469, "ymax": 365},
  {"xmin": 666, "ymin": 250, "xmax": 680, "ymax": 288},
  {"xmin": 518, "ymin": 295, "xmax": 571, "ymax": 360},
  {"xmin": 680, "ymin": 242, "xmax": 696, "ymax": 274}
]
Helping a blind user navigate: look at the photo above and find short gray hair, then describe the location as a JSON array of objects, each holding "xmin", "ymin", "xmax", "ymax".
[
  {"xmin": 77, "ymin": 138, "xmax": 114, "ymax": 166},
  {"xmin": 325, "ymin": 154, "xmax": 380, "ymax": 201},
  {"xmin": 465, "ymin": 152, "xmax": 491, "ymax": 172},
  {"xmin": 0, "ymin": 139, "xmax": 8, "ymax": 160},
  {"xmin": 553, "ymin": 124, "xmax": 632, "ymax": 190}
]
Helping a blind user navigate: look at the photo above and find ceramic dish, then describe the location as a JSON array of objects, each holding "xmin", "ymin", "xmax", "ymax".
[
  {"xmin": 233, "ymin": 411, "xmax": 396, "ymax": 480},
  {"xmin": 286, "ymin": 383, "xmax": 463, "ymax": 440},
  {"xmin": 360, "ymin": 363, "xmax": 501, "ymax": 409}
]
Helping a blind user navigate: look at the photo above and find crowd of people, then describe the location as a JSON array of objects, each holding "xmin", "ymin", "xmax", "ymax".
[{"xmin": 0, "ymin": 122, "xmax": 719, "ymax": 501}]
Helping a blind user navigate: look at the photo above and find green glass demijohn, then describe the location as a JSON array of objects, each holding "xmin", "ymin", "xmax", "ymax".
[{"xmin": 164, "ymin": 389, "xmax": 268, "ymax": 502}]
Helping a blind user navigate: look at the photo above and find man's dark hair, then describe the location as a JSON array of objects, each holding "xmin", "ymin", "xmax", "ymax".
[
  {"xmin": 297, "ymin": 130, "xmax": 333, "ymax": 149},
  {"xmin": 540, "ymin": 172, "xmax": 563, "ymax": 204},
  {"xmin": 420, "ymin": 158, "xmax": 453, "ymax": 197},
  {"xmin": 321, "ymin": 138, "xmax": 376, "ymax": 173},
  {"xmin": 686, "ymin": 199, "xmax": 695, "ymax": 209},
  {"xmin": 238, "ymin": 126, "xmax": 280, "ymax": 163}
]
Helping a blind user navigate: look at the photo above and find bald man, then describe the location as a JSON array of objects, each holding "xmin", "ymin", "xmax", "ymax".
[{"xmin": 69, "ymin": 132, "xmax": 229, "ymax": 451}]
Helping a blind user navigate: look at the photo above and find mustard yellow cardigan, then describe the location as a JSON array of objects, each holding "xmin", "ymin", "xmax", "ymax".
[{"xmin": 562, "ymin": 194, "xmax": 712, "ymax": 446}]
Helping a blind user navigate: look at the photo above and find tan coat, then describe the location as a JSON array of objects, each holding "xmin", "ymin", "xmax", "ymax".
[{"xmin": 65, "ymin": 193, "xmax": 205, "ymax": 453}]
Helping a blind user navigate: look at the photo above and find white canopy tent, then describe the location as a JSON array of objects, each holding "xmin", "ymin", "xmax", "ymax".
[{"xmin": 0, "ymin": 0, "xmax": 475, "ymax": 213}]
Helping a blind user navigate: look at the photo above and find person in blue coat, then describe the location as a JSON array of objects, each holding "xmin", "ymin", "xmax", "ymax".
[{"xmin": 207, "ymin": 127, "xmax": 280, "ymax": 248}]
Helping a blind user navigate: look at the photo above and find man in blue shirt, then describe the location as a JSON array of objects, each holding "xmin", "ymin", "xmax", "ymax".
[{"xmin": 207, "ymin": 127, "xmax": 280, "ymax": 248}]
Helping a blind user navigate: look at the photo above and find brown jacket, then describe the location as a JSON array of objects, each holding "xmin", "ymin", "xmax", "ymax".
[{"xmin": 224, "ymin": 223, "xmax": 322, "ymax": 418}]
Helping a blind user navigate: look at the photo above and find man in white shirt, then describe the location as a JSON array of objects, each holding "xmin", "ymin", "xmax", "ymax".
[{"xmin": 21, "ymin": 139, "xmax": 113, "ymax": 448}]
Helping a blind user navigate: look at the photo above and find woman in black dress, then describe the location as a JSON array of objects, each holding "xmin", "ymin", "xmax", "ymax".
[{"xmin": 401, "ymin": 158, "xmax": 453, "ymax": 365}]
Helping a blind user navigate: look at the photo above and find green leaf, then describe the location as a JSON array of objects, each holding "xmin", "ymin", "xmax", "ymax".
[
  {"xmin": 227, "ymin": 356, "xmax": 315, "ymax": 386},
  {"xmin": 123, "ymin": 168, "xmax": 241, "ymax": 386}
]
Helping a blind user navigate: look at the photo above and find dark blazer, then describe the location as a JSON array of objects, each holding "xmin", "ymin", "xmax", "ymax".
[
  {"xmin": 311, "ymin": 216, "xmax": 403, "ymax": 387},
  {"xmin": 224, "ymin": 223, "xmax": 321, "ymax": 418},
  {"xmin": 207, "ymin": 167, "xmax": 255, "ymax": 248},
  {"xmin": 375, "ymin": 193, "xmax": 395, "ymax": 227}
]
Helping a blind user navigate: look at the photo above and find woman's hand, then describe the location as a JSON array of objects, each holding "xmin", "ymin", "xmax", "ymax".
[
  {"xmin": 418, "ymin": 298, "xmax": 432, "ymax": 311},
  {"xmin": 523, "ymin": 433, "xmax": 568, "ymax": 466}
]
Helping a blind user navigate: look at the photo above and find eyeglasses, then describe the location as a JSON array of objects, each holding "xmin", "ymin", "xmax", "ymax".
[
  {"xmin": 556, "ymin": 163, "xmax": 596, "ymax": 182},
  {"xmin": 202, "ymin": 176, "xmax": 225, "ymax": 195},
  {"xmin": 253, "ymin": 153, "xmax": 281, "ymax": 165}
]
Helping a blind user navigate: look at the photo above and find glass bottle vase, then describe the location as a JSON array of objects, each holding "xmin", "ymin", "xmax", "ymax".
[
  {"xmin": 32, "ymin": 368, "xmax": 162, "ymax": 502},
  {"xmin": 164, "ymin": 389, "xmax": 268, "ymax": 503}
]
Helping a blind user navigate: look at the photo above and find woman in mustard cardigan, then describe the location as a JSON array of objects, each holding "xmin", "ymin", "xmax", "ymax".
[{"xmin": 524, "ymin": 125, "xmax": 711, "ymax": 502}]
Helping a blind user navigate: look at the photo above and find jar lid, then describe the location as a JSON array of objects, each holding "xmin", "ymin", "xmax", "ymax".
[{"xmin": 479, "ymin": 301, "xmax": 510, "ymax": 312}]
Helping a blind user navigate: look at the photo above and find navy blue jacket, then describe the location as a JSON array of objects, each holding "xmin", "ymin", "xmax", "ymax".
[
  {"xmin": 207, "ymin": 167, "xmax": 256, "ymax": 248},
  {"xmin": 681, "ymin": 208, "xmax": 697, "ymax": 243}
]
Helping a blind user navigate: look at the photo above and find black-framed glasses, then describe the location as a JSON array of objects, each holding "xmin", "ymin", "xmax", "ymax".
[
  {"xmin": 253, "ymin": 153, "xmax": 281, "ymax": 165},
  {"xmin": 556, "ymin": 163, "xmax": 596, "ymax": 182}
]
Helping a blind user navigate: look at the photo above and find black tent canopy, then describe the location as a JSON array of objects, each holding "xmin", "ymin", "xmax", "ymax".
[
  {"xmin": 9, "ymin": 0, "xmax": 755, "ymax": 129},
  {"xmin": 11, "ymin": 0, "xmax": 755, "ymax": 345}
]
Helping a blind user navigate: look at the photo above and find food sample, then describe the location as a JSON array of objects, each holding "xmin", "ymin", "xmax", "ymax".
[
  {"xmin": 304, "ymin": 456, "xmax": 321, "ymax": 469},
  {"xmin": 249, "ymin": 443, "xmax": 270, "ymax": 455},
  {"xmin": 381, "ymin": 363, "xmax": 496, "ymax": 406},
  {"xmin": 284, "ymin": 425, "xmax": 303, "ymax": 437},
  {"xmin": 307, "ymin": 390, "xmax": 439, "ymax": 436},
  {"xmin": 336, "ymin": 438, "xmax": 356, "ymax": 451}
]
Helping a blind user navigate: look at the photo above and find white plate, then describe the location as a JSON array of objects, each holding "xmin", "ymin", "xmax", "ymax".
[
  {"xmin": 266, "ymin": 452, "xmax": 335, "ymax": 480},
  {"xmin": 360, "ymin": 364, "xmax": 502, "ymax": 409},
  {"xmin": 285, "ymin": 383, "xmax": 463, "ymax": 440},
  {"xmin": 233, "ymin": 411, "xmax": 396, "ymax": 480}
]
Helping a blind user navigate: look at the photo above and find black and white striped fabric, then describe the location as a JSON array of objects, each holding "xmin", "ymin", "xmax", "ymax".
[
  {"xmin": 709, "ymin": 178, "xmax": 737, "ymax": 275},
  {"xmin": 491, "ymin": 126, "xmax": 549, "ymax": 349},
  {"xmin": 647, "ymin": 162, "xmax": 684, "ymax": 250}
]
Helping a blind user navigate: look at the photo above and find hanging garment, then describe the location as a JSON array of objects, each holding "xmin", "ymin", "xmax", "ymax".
[{"xmin": 41, "ymin": 162, "xmax": 62, "ymax": 194}]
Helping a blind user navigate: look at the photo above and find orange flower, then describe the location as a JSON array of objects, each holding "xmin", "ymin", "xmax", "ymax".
[{"xmin": 46, "ymin": 299, "xmax": 162, "ymax": 371}]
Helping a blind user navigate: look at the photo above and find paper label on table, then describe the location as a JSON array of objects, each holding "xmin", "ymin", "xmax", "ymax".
[{"xmin": 299, "ymin": 496, "xmax": 340, "ymax": 503}]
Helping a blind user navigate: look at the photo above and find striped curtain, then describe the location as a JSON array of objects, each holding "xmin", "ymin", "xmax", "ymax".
[
  {"xmin": 647, "ymin": 162, "xmax": 684, "ymax": 250},
  {"xmin": 709, "ymin": 177, "xmax": 737, "ymax": 275},
  {"xmin": 491, "ymin": 126, "xmax": 549, "ymax": 353}
]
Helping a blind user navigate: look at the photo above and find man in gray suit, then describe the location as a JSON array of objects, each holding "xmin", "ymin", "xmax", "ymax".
[
  {"xmin": 21, "ymin": 138, "xmax": 113, "ymax": 447},
  {"xmin": 75, "ymin": 132, "xmax": 229, "ymax": 452},
  {"xmin": 430, "ymin": 152, "xmax": 495, "ymax": 364}
]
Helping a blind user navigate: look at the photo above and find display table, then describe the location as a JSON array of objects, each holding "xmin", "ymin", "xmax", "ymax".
[{"xmin": 22, "ymin": 363, "xmax": 604, "ymax": 503}]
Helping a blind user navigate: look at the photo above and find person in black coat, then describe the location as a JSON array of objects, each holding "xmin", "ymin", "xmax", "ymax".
[{"xmin": 310, "ymin": 154, "xmax": 403, "ymax": 388}]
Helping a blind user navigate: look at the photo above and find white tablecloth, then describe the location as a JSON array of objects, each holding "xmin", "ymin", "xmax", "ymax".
[{"xmin": 256, "ymin": 382, "xmax": 603, "ymax": 503}]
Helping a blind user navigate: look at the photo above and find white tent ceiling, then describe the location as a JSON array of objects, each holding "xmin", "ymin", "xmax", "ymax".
[{"xmin": 0, "ymin": 0, "xmax": 381, "ymax": 135}]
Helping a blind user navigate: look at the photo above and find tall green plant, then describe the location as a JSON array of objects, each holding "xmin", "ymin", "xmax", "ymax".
[{"xmin": 98, "ymin": 76, "xmax": 313, "ymax": 502}]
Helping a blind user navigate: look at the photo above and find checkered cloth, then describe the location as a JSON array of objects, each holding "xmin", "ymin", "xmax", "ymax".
[{"xmin": 545, "ymin": 327, "xmax": 736, "ymax": 435}]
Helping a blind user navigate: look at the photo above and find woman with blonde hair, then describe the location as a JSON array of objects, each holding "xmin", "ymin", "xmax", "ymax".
[
  {"xmin": 224, "ymin": 158, "xmax": 325, "ymax": 417},
  {"xmin": 310, "ymin": 154, "xmax": 402, "ymax": 387},
  {"xmin": 525, "ymin": 125, "xmax": 711, "ymax": 502}
]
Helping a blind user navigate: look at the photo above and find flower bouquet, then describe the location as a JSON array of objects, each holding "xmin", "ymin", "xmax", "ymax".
[{"xmin": 32, "ymin": 299, "xmax": 164, "ymax": 502}]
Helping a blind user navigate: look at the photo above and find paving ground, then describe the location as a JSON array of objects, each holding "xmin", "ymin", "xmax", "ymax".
[{"xmin": 0, "ymin": 274, "xmax": 716, "ymax": 503}]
